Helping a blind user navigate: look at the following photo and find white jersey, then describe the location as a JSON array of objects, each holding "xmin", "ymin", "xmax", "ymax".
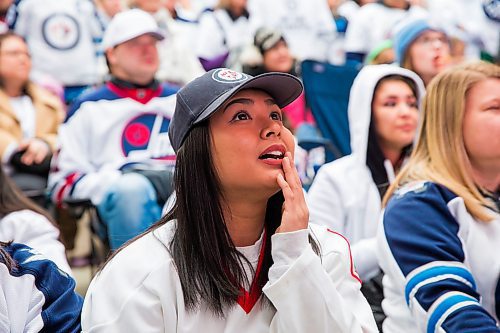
[
  {"xmin": 427, "ymin": 0, "xmax": 500, "ymax": 59},
  {"xmin": 378, "ymin": 181, "xmax": 500, "ymax": 332},
  {"xmin": 344, "ymin": 3, "xmax": 427, "ymax": 56},
  {"xmin": 48, "ymin": 82, "xmax": 178, "ymax": 206},
  {"xmin": 195, "ymin": 8, "xmax": 252, "ymax": 68},
  {"xmin": 9, "ymin": 0, "xmax": 101, "ymax": 86},
  {"xmin": 0, "ymin": 242, "xmax": 82, "ymax": 333},
  {"xmin": 82, "ymin": 222, "xmax": 378, "ymax": 332},
  {"xmin": 249, "ymin": 0, "xmax": 338, "ymax": 63},
  {"xmin": 0, "ymin": 209, "xmax": 71, "ymax": 276},
  {"xmin": 153, "ymin": 9, "xmax": 205, "ymax": 85}
]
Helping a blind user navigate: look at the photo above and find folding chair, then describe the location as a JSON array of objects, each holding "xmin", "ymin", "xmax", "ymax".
[
  {"xmin": 294, "ymin": 123, "xmax": 341, "ymax": 190},
  {"xmin": 301, "ymin": 60, "xmax": 361, "ymax": 161},
  {"xmin": 62, "ymin": 198, "xmax": 110, "ymax": 272}
]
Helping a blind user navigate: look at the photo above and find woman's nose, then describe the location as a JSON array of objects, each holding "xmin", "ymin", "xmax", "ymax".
[
  {"xmin": 261, "ymin": 119, "xmax": 281, "ymax": 139},
  {"xmin": 397, "ymin": 103, "xmax": 412, "ymax": 116}
]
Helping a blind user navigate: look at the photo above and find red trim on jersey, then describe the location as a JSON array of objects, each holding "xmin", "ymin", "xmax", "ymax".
[
  {"xmin": 107, "ymin": 82, "xmax": 162, "ymax": 104},
  {"xmin": 327, "ymin": 228, "xmax": 363, "ymax": 284},
  {"xmin": 55, "ymin": 172, "xmax": 80, "ymax": 206},
  {"xmin": 237, "ymin": 229, "xmax": 267, "ymax": 314}
]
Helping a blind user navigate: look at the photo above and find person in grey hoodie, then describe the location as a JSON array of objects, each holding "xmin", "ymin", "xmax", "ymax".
[{"xmin": 307, "ymin": 64, "xmax": 425, "ymax": 331}]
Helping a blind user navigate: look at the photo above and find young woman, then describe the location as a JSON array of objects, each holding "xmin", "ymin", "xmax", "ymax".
[
  {"xmin": 394, "ymin": 19, "xmax": 452, "ymax": 86},
  {"xmin": 0, "ymin": 241, "xmax": 82, "ymax": 332},
  {"xmin": 307, "ymin": 64, "xmax": 425, "ymax": 330},
  {"xmin": 0, "ymin": 164, "xmax": 72, "ymax": 275},
  {"xmin": 378, "ymin": 61, "xmax": 500, "ymax": 332},
  {"xmin": 81, "ymin": 68, "xmax": 377, "ymax": 332}
]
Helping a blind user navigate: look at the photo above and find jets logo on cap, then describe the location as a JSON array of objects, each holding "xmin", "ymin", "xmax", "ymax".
[{"xmin": 212, "ymin": 68, "xmax": 248, "ymax": 83}]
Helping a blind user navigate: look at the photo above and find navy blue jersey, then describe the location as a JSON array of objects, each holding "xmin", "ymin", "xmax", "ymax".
[
  {"xmin": 0, "ymin": 243, "xmax": 83, "ymax": 332},
  {"xmin": 378, "ymin": 181, "xmax": 500, "ymax": 332}
]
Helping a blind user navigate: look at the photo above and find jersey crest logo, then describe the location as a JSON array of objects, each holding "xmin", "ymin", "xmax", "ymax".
[
  {"xmin": 121, "ymin": 113, "xmax": 175, "ymax": 161},
  {"xmin": 42, "ymin": 14, "xmax": 80, "ymax": 50}
]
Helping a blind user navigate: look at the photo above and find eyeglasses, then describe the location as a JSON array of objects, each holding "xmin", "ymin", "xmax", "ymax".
[
  {"xmin": 0, "ymin": 50, "xmax": 31, "ymax": 58},
  {"xmin": 413, "ymin": 35, "xmax": 449, "ymax": 48}
]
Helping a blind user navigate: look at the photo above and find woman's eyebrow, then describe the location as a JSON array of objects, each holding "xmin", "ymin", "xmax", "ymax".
[
  {"xmin": 224, "ymin": 98, "xmax": 254, "ymax": 111},
  {"xmin": 265, "ymin": 98, "xmax": 278, "ymax": 106}
]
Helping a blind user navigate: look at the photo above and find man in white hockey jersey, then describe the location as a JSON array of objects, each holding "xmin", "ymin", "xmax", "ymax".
[{"xmin": 49, "ymin": 9, "xmax": 179, "ymax": 250}]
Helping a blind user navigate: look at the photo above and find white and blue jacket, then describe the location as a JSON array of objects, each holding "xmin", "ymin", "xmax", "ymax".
[
  {"xmin": 0, "ymin": 243, "xmax": 83, "ymax": 333},
  {"xmin": 378, "ymin": 181, "xmax": 500, "ymax": 332}
]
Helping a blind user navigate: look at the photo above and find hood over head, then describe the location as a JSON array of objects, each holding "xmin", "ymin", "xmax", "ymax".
[{"xmin": 347, "ymin": 64, "xmax": 425, "ymax": 164}]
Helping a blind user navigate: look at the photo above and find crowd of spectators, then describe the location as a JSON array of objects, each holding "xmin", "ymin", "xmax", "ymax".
[{"xmin": 0, "ymin": 0, "xmax": 498, "ymax": 332}]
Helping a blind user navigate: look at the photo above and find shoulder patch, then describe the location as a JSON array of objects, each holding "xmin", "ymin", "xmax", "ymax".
[{"xmin": 394, "ymin": 181, "xmax": 428, "ymax": 199}]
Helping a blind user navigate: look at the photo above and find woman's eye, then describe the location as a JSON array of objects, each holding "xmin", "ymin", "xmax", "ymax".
[
  {"xmin": 408, "ymin": 102, "xmax": 418, "ymax": 108},
  {"xmin": 384, "ymin": 102, "xmax": 397, "ymax": 107},
  {"xmin": 231, "ymin": 111, "xmax": 251, "ymax": 121},
  {"xmin": 270, "ymin": 111, "xmax": 282, "ymax": 121}
]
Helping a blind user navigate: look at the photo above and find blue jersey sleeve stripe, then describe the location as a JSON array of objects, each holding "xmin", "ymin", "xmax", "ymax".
[
  {"xmin": 383, "ymin": 182, "xmax": 463, "ymax": 277},
  {"xmin": 427, "ymin": 293, "xmax": 479, "ymax": 333},
  {"xmin": 405, "ymin": 265, "xmax": 477, "ymax": 305},
  {"xmin": 68, "ymin": 174, "xmax": 86, "ymax": 196}
]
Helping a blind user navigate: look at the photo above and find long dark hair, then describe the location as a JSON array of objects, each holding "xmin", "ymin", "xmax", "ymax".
[
  {"xmin": 153, "ymin": 123, "xmax": 282, "ymax": 315},
  {"xmin": 0, "ymin": 165, "xmax": 54, "ymax": 223},
  {"xmin": 102, "ymin": 119, "xmax": 319, "ymax": 315}
]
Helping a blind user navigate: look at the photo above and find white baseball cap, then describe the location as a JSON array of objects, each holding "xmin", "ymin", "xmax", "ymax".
[{"xmin": 102, "ymin": 9, "xmax": 164, "ymax": 50}]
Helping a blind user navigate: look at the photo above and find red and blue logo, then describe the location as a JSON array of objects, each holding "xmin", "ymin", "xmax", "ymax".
[{"xmin": 121, "ymin": 113, "xmax": 175, "ymax": 161}]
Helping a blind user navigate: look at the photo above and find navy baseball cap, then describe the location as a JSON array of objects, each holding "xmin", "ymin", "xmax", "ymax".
[{"xmin": 169, "ymin": 68, "xmax": 303, "ymax": 153}]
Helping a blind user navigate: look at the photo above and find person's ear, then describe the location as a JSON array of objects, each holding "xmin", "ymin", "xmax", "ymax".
[{"xmin": 105, "ymin": 48, "xmax": 117, "ymax": 67}]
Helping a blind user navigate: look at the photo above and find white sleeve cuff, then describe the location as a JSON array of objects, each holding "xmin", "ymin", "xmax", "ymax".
[{"xmin": 268, "ymin": 229, "xmax": 309, "ymax": 283}]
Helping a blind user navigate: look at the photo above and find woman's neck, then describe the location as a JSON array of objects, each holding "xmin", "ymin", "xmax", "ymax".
[
  {"xmin": 470, "ymin": 163, "xmax": 500, "ymax": 193},
  {"xmin": 421, "ymin": 74, "xmax": 434, "ymax": 87},
  {"xmin": 3, "ymin": 81, "xmax": 25, "ymax": 97},
  {"xmin": 222, "ymin": 196, "xmax": 267, "ymax": 247},
  {"xmin": 380, "ymin": 144, "xmax": 403, "ymax": 169}
]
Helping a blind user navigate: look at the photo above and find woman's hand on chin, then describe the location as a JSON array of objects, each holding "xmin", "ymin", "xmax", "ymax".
[{"xmin": 275, "ymin": 152, "xmax": 309, "ymax": 233}]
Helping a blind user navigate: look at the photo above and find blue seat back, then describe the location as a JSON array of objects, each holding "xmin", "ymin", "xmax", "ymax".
[{"xmin": 301, "ymin": 60, "xmax": 360, "ymax": 161}]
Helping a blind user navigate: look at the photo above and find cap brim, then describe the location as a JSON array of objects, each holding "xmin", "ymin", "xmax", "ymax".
[
  {"xmin": 194, "ymin": 72, "xmax": 303, "ymax": 125},
  {"xmin": 103, "ymin": 30, "xmax": 165, "ymax": 50}
]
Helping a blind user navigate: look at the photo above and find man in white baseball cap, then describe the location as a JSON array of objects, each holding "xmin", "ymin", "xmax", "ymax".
[
  {"xmin": 102, "ymin": 8, "xmax": 164, "ymax": 85},
  {"xmin": 49, "ymin": 8, "xmax": 179, "ymax": 251}
]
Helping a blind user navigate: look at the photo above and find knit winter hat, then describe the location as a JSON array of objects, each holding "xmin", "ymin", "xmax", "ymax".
[
  {"xmin": 254, "ymin": 27, "xmax": 286, "ymax": 54},
  {"xmin": 393, "ymin": 19, "xmax": 446, "ymax": 64}
]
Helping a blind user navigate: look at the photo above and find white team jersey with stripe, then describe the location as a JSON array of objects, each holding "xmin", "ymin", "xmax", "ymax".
[
  {"xmin": 82, "ymin": 222, "xmax": 378, "ymax": 332},
  {"xmin": 0, "ymin": 243, "xmax": 83, "ymax": 333},
  {"xmin": 48, "ymin": 82, "xmax": 178, "ymax": 205}
]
